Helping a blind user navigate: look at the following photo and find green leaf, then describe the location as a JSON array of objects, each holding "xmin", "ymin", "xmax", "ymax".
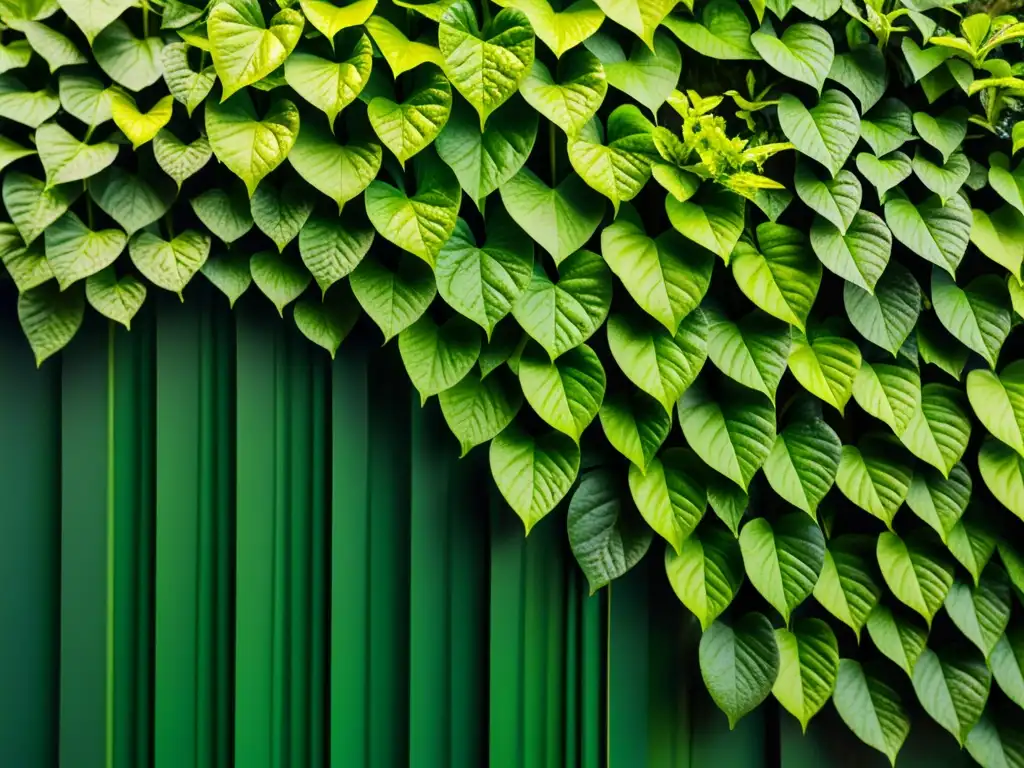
[
  {"xmin": 913, "ymin": 648, "xmax": 991, "ymax": 746},
  {"xmin": 283, "ymin": 34, "xmax": 373, "ymax": 130},
  {"xmin": 500, "ymin": 167, "xmax": 604, "ymax": 265},
  {"xmin": 665, "ymin": 523, "xmax": 744, "ymax": 631},
  {"xmin": 568, "ymin": 106, "xmax": 657, "ymax": 213},
  {"xmin": 913, "ymin": 107, "xmax": 968, "ymax": 164},
  {"xmin": 599, "ymin": 390, "xmax": 671, "ymax": 471},
  {"xmin": 161, "ymin": 42, "xmax": 216, "ymax": 117},
  {"xmin": 877, "ymin": 530, "xmax": 956, "ymax": 626},
  {"xmin": 764, "ymin": 417, "xmax": 842, "ymax": 517},
  {"xmin": 2, "ymin": 171, "xmax": 79, "ymax": 247},
  {"xmin": 788, "ymin": 327, "xmax": 861, "ymax": 413},
  {"xmin": 511, "ymin": 248, "xmax": 612, "ymax": 360},
  {"xmin": 35, "ymin": 122, "xmax": 118, "ymax": 188},
  {"xmin": 519, "ymin": 342, "xmax": 605, "ymax": 440},
  {"xmin": 856, "ymin": 151, "xmax": 913, "ymax": 201},
  {"xmin": 364, "ymin": 15, "xmax": 445, "ymax": 78},
  {"xmin": 568, "ymin": 468, "xmax": 652, "ymax": 592},
  {"xmin": 208, "ymin": 2, "xmax": 303, "ymax": 100},
  {"xmin": 11, "ymin": 20, "xmax": 86, "ymax": 72},
  {"xmin": 740, "ymin": 513, "xmax": 825, "ymax": 623},
  {"xmin": 298, "ymin": 210, "xmax": 373, "ymax": 292},
  {"xmin": 350, "ymin": 253, "xmax": 436, "ymax": 342},
  {"xmin": 966, "ymin": 712, "xmax": 1024, "ymax": 768},
  {"xmin": 885, "ymin": 192, "xmax": 971, "ymax": 276},
  {"xmin": 629, "ymin": 447, "xmax": 707, "ymax": 553},
  {"xmin": 751, "ymin": 20, "xmax": 834, "ymax": 92},
  {"xmin": 191, "ymin": 185, "xmax": 253, "ymax": 244},
  {"xmin": 89, "ymin": 166, "xmax": 173, "ymax": 236},
  {"xmin": 678, "ymin": 377, "xmax": 777, "ymax": 490},
  {"xmin": 368, "ymin": 67, "xmax": 451, "ymax": 167},
  {"xmin": 945, "ymin": 570, "xmax": 1012, "ymax": 658},
  {"xmin": 972, "ymin": 206, "xmax": 1024, "ymax": 280},
  {"xmin": 0, "ymin": 40, "xmax": 32, "ymax": 75},
  {"xmin": 493, "ymin": 0, "xmax": 603, "ymax": 58},
  {"xmin": 490, "ymin": 422, "xmax": 580, "ymax": 533},
  {"xmin": 662, "ymin": 0, "xmax": 759, "ymax": 61},
  {"xmin": 590, "ymin": 0, "xmax": 676, "ymax": 48},
  {"xmin": 990, "ymin": 625, "xmax": 1024, "ymax": 707},
  {"xmin": 706, "ymin": 310, "xmax": 791, "ymax": 401},
  {"xmin": 129, "ymin": 230, "xmax": 211, "ymax": 295},
  {"xmin": 93, "ymin": 20, "xmax": 163, "ymax": 92},
  {"xmin": 901, "ymin": 36, "xmax": 950, "ymax": 82},
  {"xmin": 84, "ymin": 267, "xmax": 146, "ymax": 329},
  {"xmin": 437, "ymin": 96, "xmax": 538, "ymax": 208},
  {"xmin": 853, "ymin": 356, "xmax": 921, "ymax": 435},
  {"xmin": 0, "ymin": 135, "xmax": 34, "ymax": 173},
  {"xmin": 931, "ymin": 270, "xmax": 1011, "ymax": 368},
  {"xmin": 859, "ymin": 98, "xmax": 914, "ymax": 157},
  {"xmin": 300, "ymin": 0, "xmax": 375, "ymax": 42},
  {"xmin": 583, "ymin": 31, "xmax": 680, "ymax": 114},
  {"xmin": 44, "ymin": 212, "xmax": 126, "ymax": 290},
  {"xmin": 437, "ymin": 367, "xmax": 522, "ymax": 455},
  {"xmin": 153, "ymin": 130, "xmax": 213, "ymax": 189},
  {"xmin": 835, "ymin": 436, "xmax": 913, "ymax": 527},
  {"xmin": 0, "ymin": 75, "xmax": 59, "ymax": 127},
  {"xmin": 906, "ymin": 462, "xmax": 971, "ymax": 542},
  {"xmin": 809, "ymin": 210, "xmax": 891, "ymax": 292},
  {"xmin": 833, "ymin": 659, "xmax": 911, "ymax": 765},
  {"xmin": 364, "ymin": 150, "xmax": 460, "ymax": 267},
  {"xmin": 897, "ymin": 383, "xmax": 971, "ymax": 476},
  {"xmin": 57, "ymin": 0, "xmax": 132, "ymax": 42},
  {"xmin": 708, "ymin": 475, "xmax": 748, "ymax": 535},
  {"xmin": 866, "ymin": 604, "xmax": 928, "ymax": 676},
  {"xmin": 520, "ymin": 48, "xmax": 606, "ymax": 135},
  {"xmin": 59, "ymin": 77, "xmax": 111, "ymax": 126},
  {"xmin": 913, "ymin": 149, "xmax": 969, "ymax": 203},
  {"xmin": 772, "ymin": 619, "xmax": 839, "ymax": 732},
  {"xmin": 201, "ymin": 251, "xmax": 252, "ymax": 307},
  {"xmin": 206, "ymin": 94, "xmax": 300, "ymax": 197},
  {"xmin": 665, "ymin": 184, "xmax": 745, "ymax": 262},
  {"xmin": 606, "ymin": 309, "xmax": 708, "ymax": 413},
  {"xmin": 288, "ymin": 118, "xmax": 381, "ymax": 212},
  {"xmin": 813, "ymin": 535, "xmax": 882, "ymax": 639},
  {"xmin": 251, "ymin": 179, "xmax": 315, "ymax": 252},
  {"xmin": 977, "ymin": 438, "xmax": 1024, "ymax": 523},
  {"xmin": 967, "ymin": 361, "xmax": 1024, "ymax": 458},
  {"xmin": 793, "ymin": 160, "xmax": 861, "ymax": 233},
  {"xmin": 0, "ymin": 223, "xmax": 52, "ymax": 292},
  {"xmin": 17, "ymin": 282, "xmax": 84, "ymax": 366},
  {"xmin": 778, "ymin": 90, "xmax": 860, "ymax": 177},
  {"xmin": 399, "ymin": 314, "xmax": 482, "ymax": 402},
  {"xmin": 827, "ymin": 44, "xmax": 886, "ymax": 113},
  {"xmin": 293, "ymin": 288, "xmax": 360, "ymax": 358},
  {"xmin": 439, "ymin": 0, "xmax": 535, "ymax": 129},
  {"xmin": 436, "ymin": 212, "xmax": 534, "ymax": 337},
  {"xmin": 699, "ymin": 612, "xmax": 780, "ymax": 729},
  {"xmin": 731, "ymin": 222, "xmax": 820, "ymax": 331},
  {"xmin": 601, "ymin": 206, "xmax": 713, "ymax": 334},
  {"xmin": 844, "ymin": 262, "xmax": 922, "ymax": 355},
  {"xmin": 948, "ymin": 515, "xmax": 998, "ymax": 588},
  {"xmin": 989, "ymin": 151, "xmax": 1024, "ymax": 215},
  {"xmin": 250, "ymin": 250, "xmax": 311, "ymax": 315},
  {"xmin": 917, "ymin": 312, "xmax": 970, "ymax": 380}
]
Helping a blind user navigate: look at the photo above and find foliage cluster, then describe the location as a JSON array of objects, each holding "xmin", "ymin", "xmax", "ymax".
[{"xmin": 2, "ymin": 0, "xmax": 1024, "ymax": 759}]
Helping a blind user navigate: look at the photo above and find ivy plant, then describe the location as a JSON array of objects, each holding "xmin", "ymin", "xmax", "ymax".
[{"xmin": 2, "ymin": 0, "xmax": 1024, "ymax": 759}]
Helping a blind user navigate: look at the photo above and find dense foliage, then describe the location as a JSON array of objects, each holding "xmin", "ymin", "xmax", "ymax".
[{"xmin": 2, "ymin": 0, "xmax": 1024, "ymax": 759}]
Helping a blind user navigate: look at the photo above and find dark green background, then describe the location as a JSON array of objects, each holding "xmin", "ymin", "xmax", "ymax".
[{"xmin": 0, "ymin": 285, "xmax": 977, "ymax": 767}]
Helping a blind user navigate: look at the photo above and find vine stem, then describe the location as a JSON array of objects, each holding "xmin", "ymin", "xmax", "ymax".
[
  {"xmin": 549, "ymin": 121, "xmax": 557, "ymax": 186},
  {"xmin": 142, "ymin": 0, "xmax": 149, "ymax": 38},
  {"xmin": 164, "ymin": 211, "xmax": 175, "ymax": 240},
  {"xmin": 85, "ymin": 184, "xmax": 95, "ymax": 229}
]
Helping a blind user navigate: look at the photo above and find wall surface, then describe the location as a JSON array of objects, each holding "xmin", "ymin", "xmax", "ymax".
[{"xmin": 0, "ymin": 286, "xmax": 978, "ymax": 767}]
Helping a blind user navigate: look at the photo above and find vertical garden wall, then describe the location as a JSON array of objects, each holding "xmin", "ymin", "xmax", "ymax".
[{"xmin": 2, "ymin": 0, "xmax": 1024, "ymax": 763}]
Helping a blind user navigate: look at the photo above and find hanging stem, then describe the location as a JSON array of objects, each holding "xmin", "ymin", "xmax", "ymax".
[
  {"xmin": 85, "ymin": 185, "xmax": 95, "ymax": 229},
  {"xmin": 481, "ymin": 0, "xmax": 492, "ymax": 26},
  {"xmin": 142, "ymin": 0, "xmax": 149, "ymax": 38},
  {"xmin": 164, "ymin": 211, "xmax": 175, "ymax": 240},
  {"xmin": 549, "ymin": 121, "xmax": 557, "ymax": 186}
]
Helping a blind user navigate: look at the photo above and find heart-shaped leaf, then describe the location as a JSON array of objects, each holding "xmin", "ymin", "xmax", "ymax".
[
  {"xmin": 607, "ymin": 309, "xmax": 708, "ymax": 412},
  {"xmin": 89, "ymin": 166, "xmax": 173, "ymax": 236},
  {"xmin": 300, "ymin": 0, "xmax": 375, "ymax": 42},
  {"xmin": 764, "ymin": 417, "xmax": 842, "ymax": 517},
  {"xmin": 0, "ymin": 224, "xmax": 52, "ymax": 292},
  {"xmin": 856, "ymin": 151, "xmax": 912, "ymax": 201},
  {"xmin": 751, "ymin": 19, "xmax": 834, "ymax": 92},
  {"xmin": 44, "ymin": 211, "xmax": 126, "ymax": 289},
  {"xmin": 884, "ymin": 191, "xmax": 971, "ymax": 276},
  {"xmin": 897, "ymin": 382, "xmax": 971, "ymax": 476},
  {"xmin": 778, "ymin": 90, "xmax": 860, "ymax": 177},
  {"xmin": 665, "ymin": 184, "xmax": 746, "ymax": 262},
  {"xmin": 813, "ymin": 535, "xmax": 881, "ymax": 639},
  {"xmin": 3, "ymin": 171, "xmax": 79, "ymax": 247},
  {"xmin": 251, "ymin": 179, "xmax": 315, "ymax": 252},
  {"xmin": 913, "ymin": 107, "xmax": 968, "ymax": 163},
  {"xmin": 906, "ymin": 462, "xmax": 970, "ymax": 542},
  {"xmin": 912, "ymin": 647, "xmax": 991, "ymax": 746},
  {"xmin": 901, "ymin": 36, "xmax": 950, "ymax": 81},
  {"xmin": 84, "ymin": 267, "xmax": 146, "ymax": 329},
  {"xmin": 250, "ymin": 250, "xmax": 311, "ymax": 315},
  {"xmin": 853, "ymin": 356, "xmax": 921, "ymax": 435},
  {"xmin": 740, "ymin": 513, "xmax": 826, "ymax": 624},
  {"xmin": 931, "ymin": 270, "xmax": 1011, "ymax": 368},
  {"xmin": 568, "ymin": 105, "xmax": 657, "ymax": 212},
  {"xmin": 289, "ymin": 118, "xmax": 382, "ymax": 212},
  {"xmin": 568, "ymin": 467, "xmax": 652, "ymax": 592},
  {"xmin": 663, "ymin": 0, "xmax": 759, "ymax": 60},
  {"xmin": 436, "ymin": 211, "xmax": 534, "ymax": 337},
  {"xmin": 629, "ymin": 447, "xmax": 707, "ymax": 553},
  {"xmin": 283, "ymin": 33, "xmax": 373, "ymax": 130},
  {"xmin": 520, "ymin": 49, "xmax": 607, "ymax": 135},
  {"xmin": 12, "ymin": 20, "xmax": 85, "ymax": 72},
  {"xmin": 93, "ymin": 21, "xmax": 165, "ymax": 91},
  {"xmin": 836, "ymin": 436, "xmax": 913, "ymax": 527},
  {"xmin": 971, "ymin": 205, "xmax": 1024, "ymax": 279},
  {"xmin": 439, "ymin": 0, "xmax": 535, "ymax": 129},
  {"xmin": 866, "ymin": 604, "xmax": 927, "ymax": 676},
  {"xmin": 583, "ymin": 31, "xmax": 680, "ymax": 114},
  {"xmin": 978, "ymin": 438, "xmax": 1024, "ymax": 523},
  {"xmin": 833, "ymin": 659, "xmax": 910, "ymax": 765},
  {"xmin": 208, "ymin": 2, "xmax": 303, "ymax": 100},
  {"xmin": 860, "ymin": 98, "xmax": 914, "ymax": 156},
  {"xmin": 591, "ymin": 0, "xmax": 675, "ymax": 48},
  {"xmin": 678, "ymin": 377, "xmax": 777, "ymax": 490},
  {"xmin": 844, "ymin": 261, "xmax": 922, "ymax": 355},
  {"xmin": 706, "ymin": 310, "xmax": 791, "ymax": 401},
  {"xmin": 599, "ymin": 390, "xmax": 672, "ymax": 471},
  {"xmin": 519, "ymin": 342, "xmax": 606, "ymax": 440},
  {"xmin": 500, "ymin": 167, "xmax": 605, "ymax": 264},
  {"xmin": 438, "ymin": 367, "xmax": 522, "ymax": 455},
  {"xmin": 206, "ymin": 93, "xmax": 300, "ymax": 196},
  {"xmin": 877, "ymin": 530, "xmax": 956, "ymax": 625},
  {"xmin": 772, "ymin": 619, "xmax": 839, "ymax": 732},
  {"xmin": 36, "ymin": 122, "xmax": 117, "ymax": 188},
  {"xmin": 493, "ymin": 0, "xmax": 604, "ymax": 57},
  {"xmin": 794, "ymin": 160, "xmax": 861, "ymax": 232},
  {"xmin": 161, "ymin": 42, "xmax": 216, "ymax": 116},
  {"xmin": 788, "ymin": 327, "xmax": 862, "ymax": 414},
  {"xmin": 399, "ymin": 313, "xmax": 482, "ymax": 402},
  {"xmin": 58, "ymin": 74, "xmax": 111, "ymax": 125},
  {"xmin": 988, "ymin": 151, "xmax": 1024, "ymax": 215},
  {"xmin": 990, "ymin": 625, "xmax": 1024, "ymax": 707},
  {"xmin": 699, "ymin": 612, "xmax": 780, "ymax": 728},
  {"xmin": 827, "ymin": 44, "xmax": 886, "ymax": 113},
  {"xmin": 945, "ymin": 570, "xmax": 1012, "ymax": 658},
  {"xmin": 18, "ymin": 282, "xmax": 85, "ymax": 366},
  {"xmin": 350, "ymin": 252, "xmax": 436, "ymax": 342},
  {"xmin": 364, "ymin": 15, "xmax": 445, "ymax": 77},
  {"xmin": 129, "ymin": 229, "xmax": 211, "ymax": 295},
  {"xmin": 191, "ymin": 184, "xmax": 253, "ymax": 244},
  {"xmin": 731, "ymin": 222, "xmax": 821, "ymax": 330},
  {"xmin": 665, "ymin": 523, "xmax": 744, "ymax": 630},
  {"xmin": 490, "ymin": 421, "xmax": 580, "ymax": 533},
  {"xmin": 298, "ymin": 209, "xmax": 373, "ymax": 292},
  {"xmin": 368, "ymin": 67, "xmax": 451, "ymax": 166},
  {"xmin": 912, "ymin": 148, "xmax": 969, "ymax": 202},
  {"xmin": 293, "ymin": 286, "xmax": 361, "ymax": 358},
  {"xmin": 967, "ymin": 360, "xmax": 1024, "ymax": 458},
  {"xmin": 153, "ymin": 130, "xmax": 213, "ymax": 189}
]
